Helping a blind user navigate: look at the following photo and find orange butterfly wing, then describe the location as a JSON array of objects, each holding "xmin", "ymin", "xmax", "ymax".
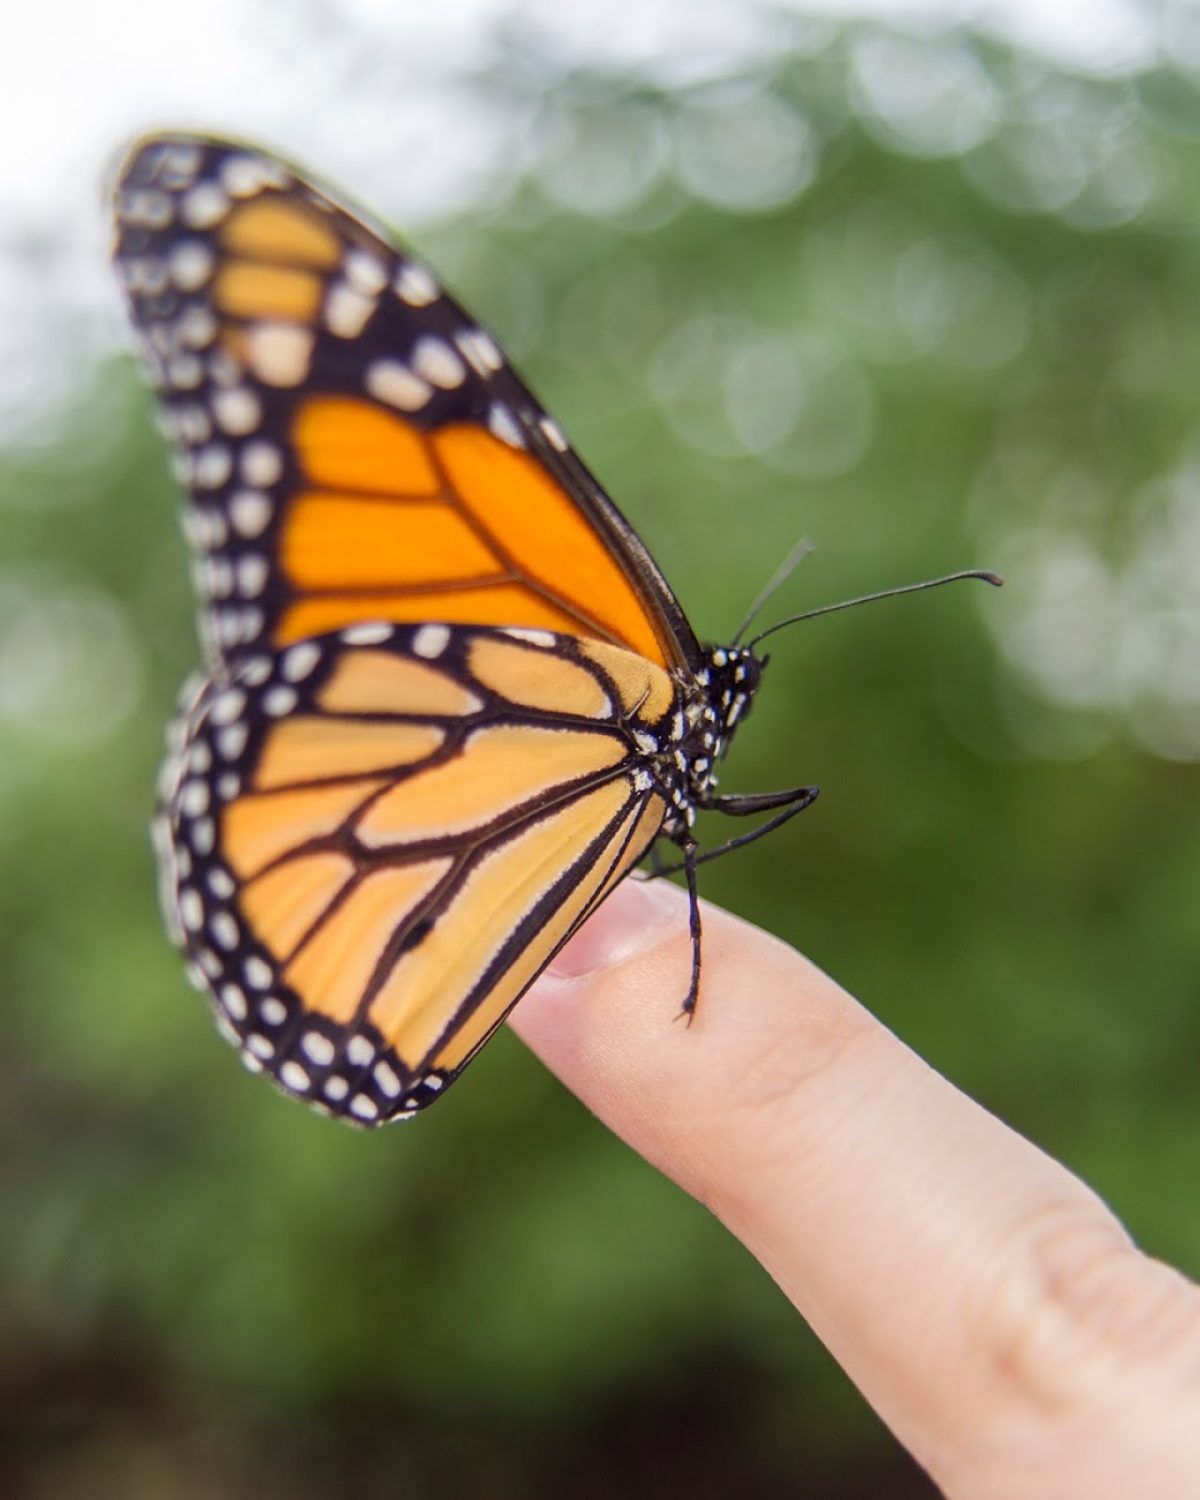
[
  {"xmin": 112, "ymin": 133, "xmax": 701, "ymax": 673},
  {"xmin": 157, "ymin": 625, "xmax": 673, "ymax": 1122},
  {"xmin": 115, "ymin": 133, "xmax": 709, "ymax": 1121}
]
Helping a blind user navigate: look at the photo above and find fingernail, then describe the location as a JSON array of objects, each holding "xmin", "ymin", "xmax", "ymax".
[{"xmin": 547, "ymin": 878, "xmax": 685, "ymax": 978}]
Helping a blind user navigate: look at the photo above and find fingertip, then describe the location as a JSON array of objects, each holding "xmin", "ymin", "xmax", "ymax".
[
  {"xmin": 509, "ymin": 874, "xmax": 857, "ymax": 1156},
  {"xmin": 510, "ymin": 877, "xmax": 693, "ymax": 1075},
  {"xmin": 545, "ymin": 876, "xmax": 689, "ymax": 981}
]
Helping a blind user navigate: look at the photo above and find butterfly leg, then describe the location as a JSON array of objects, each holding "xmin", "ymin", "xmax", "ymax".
[
  {"xmin": 655, "ymin": 786, "xmax": 819, "ymax": 878},
  {"xmin": 681, "ymin": 840, "xmax": 703, "ymax": 1021},
  {"xmin": 710, "ymin": 786, "xmax": 820, "ymax": 818}
]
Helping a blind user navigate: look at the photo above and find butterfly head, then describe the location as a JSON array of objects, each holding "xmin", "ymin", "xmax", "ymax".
[
  {"xmin": 655, "ymin": 645, "xmax": 766, "ymax": 839},
  {"xmin": 702, "ymin": 642, "xmax": 765, "ymax": 745}
]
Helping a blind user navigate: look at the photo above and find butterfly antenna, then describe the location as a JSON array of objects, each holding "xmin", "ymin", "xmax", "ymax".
[
  {"xmin": 747, "ymin": 569, "xmax": 1003, "ymax": 648},
  {"xmin": 731, "ymin": 537, "xmax": 816, "ymax": 646}
]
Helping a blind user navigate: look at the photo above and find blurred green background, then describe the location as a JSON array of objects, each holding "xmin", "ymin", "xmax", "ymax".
[{"xmin": 4, "ymin": 3, "xmax": 1200, "ymax": 1495}]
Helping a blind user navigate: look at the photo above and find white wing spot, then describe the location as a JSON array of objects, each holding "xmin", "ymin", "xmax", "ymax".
[
  {"xmin": 280, "ymin": 1061, "xmax": 311, "ymax": 1092},
  {"xmin": 212, "ymin": 565, "xmax": 237, "ymax": 607},
  {"xmin": 246, "ymin": 1032, "xmax": 274, "ymax": 1060},
  {"xmin": 169, "ymin": 240, "xmax": 214, "ymax": 289},
  {"xmin": 211, "ymin": 911, "xmax": 239, "ymax": 950},
  {"xmin": 120, "ymin": 189, "xmax": 173, "ymax": 227},
  {"xmin": 178, "ymin": 888, "xmax": 204, "ymax": 931},
  {"xmin": 236, "ymin": 554, "xmax": 269, "ymax": 598},
  {"xmin": 244, "ymin": 955, "xmax": 272, "ymax": 989},
  {"xmin": 394, "ymin": 262, "xmax": 439, "ymax": 306},
  {"xmin": 124, "ymin": 257, "xmax": 169, "ymax": 295},
  {"xmin": 179, "ymin": 306, "xmax": 217, "ymax": 348},
  {"xmin": 374, "ymin": 1061, "xmax": 402, "ymax": 1097},
  {"xmin": 261, "ymin": 997, "xmax": 287, "ymax": 1025},
  {"xmin": 365, "ymin": 359, "xmax": 432, "ymax": 412},
  {"xmin": 182, "ymin": 182, "xmax": 230, "ymax": 229},
  {"xmin": 503, "ymin": 627, "xmax": 555, "ymax": 647},
  {"xmin": 238, "ymin": 605, "xmax": 264, "ymax": 644},
  {"xmin": 456, "ymin": 328, "xmax": 503, "ymax": 376},
  {"xmin": 208, "ymin": 868, "xmax": 235, "ymax": 899},
  {"xmin": 540, "ymin": 416, "xmax": 568, "ymax": 452},
  {"xmin": 350, "ymin": 1094, "xmax": 379, "ymax": 1121},
  {"xmin": 217, "ymin": 722, "xmax": 249, "ymax": 761},
  {"xmin": 488, "ymin": 403, "xmax": 525, "ymax": 448},
  {"xmin": 412, "ymin": 624, "xmax": 450, "ymax": 659},
  {"xmin": 179, "ymin": 778, "xmax": 210, "ymax": 817},
  {"xmin": 193, "ymin": 445, "xmax": 232, "ymax": 489},
  {"xmin": 221, "ymin": 983, "xmax": 248, "ymax": 1021},
  {"xmin": 325, "ymin": 283, "xmax": 376, "ymax": 339},
  {"xmin": 412, "ymin": 336, "xmax": 466, "ymax": 390},
  {"xmin": 302, "ymin": 1032, "xmax": 336, "ymax": 1066},
  {"xmin": 239, "ymin": 656, "xmax": 272, "ymax": 687},
  {"xmin": 161, "ymin": 143, "xmax": 202, "ymax": 182},
  {"xmin": 262, "ymin": 684, "xmax": 298, "ymax": 717},
  {"xmin": 241, "ymin": 441, "xmax": 283, "ymax": 487},
  {"xmin": 341, "ymin": 622, "xmax": 393, "ymax": 646},
  {"xmin": 345, "ymin": 250, "xmax": 388, "ymax": 295},
  {"xmin": 282, "ymin": 641, "xmax": 321, "ymax": 682},
  {"xmin": 246, "ymin": 323, "xmax": 314, "ymax": 387},
  {"xmin": 324, "ymin": 1074, "xmax": 349, "ymax": 1101},
  {"xmin": 230, "ymin": 489, "xmax": 272, "ymax": 538},
  {"xmin": 346, "ymin": 1035, "xmax": 375, "ymax": 1066},
  {"xmin": 212, "ymin": 387, "xmax": 262, "ymax": 436},
  {"xmin": 167, "ymin": 355, "xmax": 203, "ymax": 390},
  {"xmin": 208, "ymin": 350, "xmax": 240, "ymax": 387},
  {"xmin": 206, "ymin": 557, "xmax": 233, "ymax": 598},
  {"xmin": 209, "ymin": 688, "xmax": 246, "ymax": 726},
  {"xmin": 221, "ymin": 154, "xmax": 277, "ymax": 198},
  {"xmin": 177, "ymin": 405, "xmax": 211, "ymax": 444}
]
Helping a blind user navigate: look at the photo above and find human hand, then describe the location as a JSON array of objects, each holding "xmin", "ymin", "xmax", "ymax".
[{"xmin": 511, "ymin": 879, "xmax": 1200, "ymax": 1500}]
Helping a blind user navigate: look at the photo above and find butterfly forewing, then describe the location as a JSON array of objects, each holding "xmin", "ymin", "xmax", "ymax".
[
  {"xmin": 157, "ymin": 623, "xmax": 673, "ymax": 1123},
  {"xmin": 112, "ymin": 133, "xmax": 699, "ymax": 674}
]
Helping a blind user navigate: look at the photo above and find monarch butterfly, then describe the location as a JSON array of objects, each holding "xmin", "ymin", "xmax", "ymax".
[{"xmin": 113, "ymin": 132, "xmax": 996, "ymax": 1126}]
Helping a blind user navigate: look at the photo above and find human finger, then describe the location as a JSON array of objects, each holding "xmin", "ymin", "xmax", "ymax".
[{"xmin": 511, "ymin": 879, "xmax": 1200, "ymax": 1499}]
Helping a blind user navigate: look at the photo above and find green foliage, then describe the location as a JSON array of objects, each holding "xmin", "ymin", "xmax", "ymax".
[{"xmin": 3, "ymin": 21, "xmax": 1199, "ymax": 1497}]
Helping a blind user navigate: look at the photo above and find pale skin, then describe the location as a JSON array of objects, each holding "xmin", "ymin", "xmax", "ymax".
[{"xmin": 511, "ymin": 878, "xmax": 1200, "ymax": 1500}]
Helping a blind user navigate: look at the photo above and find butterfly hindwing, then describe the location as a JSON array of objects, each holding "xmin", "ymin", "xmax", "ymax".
[
  {"xmin": 112, "ymin": 133, "xmax": 700, "ymax": 674},
  {"xmin": 157, "ymin": 622, "xmax": 675, "ymax": 1123}
]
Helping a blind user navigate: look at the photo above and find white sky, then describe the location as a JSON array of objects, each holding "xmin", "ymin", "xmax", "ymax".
[
  {"xmin": 0, "ymin": 0, "xmax": 1177, "ymax": 437},
  {"xmin": 0, "ymin": 0, "xmax": 1166, "ymax": 225}
]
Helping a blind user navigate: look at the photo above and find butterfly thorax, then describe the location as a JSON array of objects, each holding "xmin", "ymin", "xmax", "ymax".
[{"xmin": 656, "ymin": 644, "xmax": 764, "ymax": 841}]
